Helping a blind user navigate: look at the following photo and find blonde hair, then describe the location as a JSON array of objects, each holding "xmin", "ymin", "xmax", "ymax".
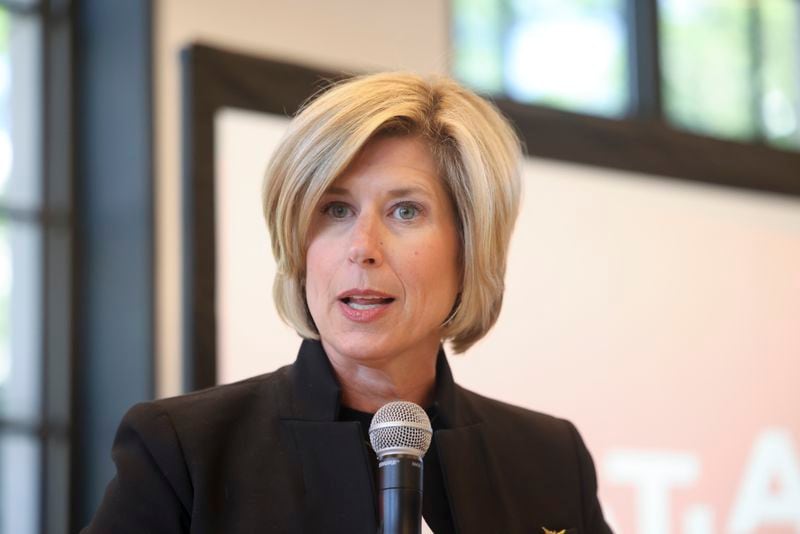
[{"xmin": 263, "ymin": 72, "xmax": 522, "ymax": 353}]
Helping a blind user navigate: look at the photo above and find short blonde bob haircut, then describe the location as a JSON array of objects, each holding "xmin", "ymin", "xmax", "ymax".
[{"xmin": 263, "ymin": 72, "xmax": 522, "ymax": 353}]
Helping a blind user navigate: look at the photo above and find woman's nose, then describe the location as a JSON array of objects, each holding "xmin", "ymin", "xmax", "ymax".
[{"xmin": 347, "ymin": 213, "xmax": 384, "ymax": 267}]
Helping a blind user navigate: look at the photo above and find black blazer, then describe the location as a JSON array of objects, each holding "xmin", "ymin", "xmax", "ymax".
[{"xmin": 83, "ymin": 340, "xmax": 612, "ymax": 533}]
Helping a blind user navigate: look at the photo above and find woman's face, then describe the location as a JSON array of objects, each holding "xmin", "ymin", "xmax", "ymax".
[{"xmin": 305, "ymin": 135, "xmax": 461, "ymax": 367}]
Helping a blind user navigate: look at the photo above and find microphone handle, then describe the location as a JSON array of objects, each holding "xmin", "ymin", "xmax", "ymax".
[{"xmin": 378, "ymin": 454, "xmax": 423, "ymax": 534}]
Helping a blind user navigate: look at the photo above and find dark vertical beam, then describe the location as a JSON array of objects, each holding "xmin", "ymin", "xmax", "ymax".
[
  {"xmin": 747, "ymin": 0, "xmax": 765, "ymax": 142},
  {"xmin": 180, "ymin": 47, "xmax": 219, "ymax": 391},
  {"xmin": 626, "ymin": 0, "xmax": 664, "ymax": 121},
  {"xmin": 43, "ymin": 1, "xmax": 74, "ymax": 532},
  {"xmin": 71, "ymin": 0, "xmax": 154, "ymax": 530}
]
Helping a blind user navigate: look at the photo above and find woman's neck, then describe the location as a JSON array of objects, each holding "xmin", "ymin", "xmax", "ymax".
[{"xmin": 321, "ymin": 339, "xmax": 438, "ymax": 413}]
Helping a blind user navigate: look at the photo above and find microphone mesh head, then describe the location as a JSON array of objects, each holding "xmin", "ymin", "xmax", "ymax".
[{"xmin": 369, "ymin": 401, "xmax": 433, "ymax": 459}]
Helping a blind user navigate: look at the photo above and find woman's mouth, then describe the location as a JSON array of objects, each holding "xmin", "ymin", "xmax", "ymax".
[
  {"xmin": 337, "ymin": 292, "xmax": 396, "ymax": 322},
  {"xmin": 341, "ymin": 296, "xmax": 395, "ymax": 310}
]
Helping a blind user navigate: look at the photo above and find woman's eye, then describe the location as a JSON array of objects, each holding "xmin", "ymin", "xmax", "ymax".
[
  {"xmin": 392, "ymin": 203, "xmax": 420, "ymax": 220},
  {"xmin": 324, "ymin": 203, "xmax": 352, "ymax": 219}
]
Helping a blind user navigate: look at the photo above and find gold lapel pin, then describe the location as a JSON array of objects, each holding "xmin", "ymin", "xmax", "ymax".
[{"xmin": 542, "ymin": 528, "xmax": 566, "ymax": 534}]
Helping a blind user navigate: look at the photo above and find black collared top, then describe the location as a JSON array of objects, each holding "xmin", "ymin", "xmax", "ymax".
[{"xmin": 83, "ymin": 339, "xmax": 613, "ymax": 534}]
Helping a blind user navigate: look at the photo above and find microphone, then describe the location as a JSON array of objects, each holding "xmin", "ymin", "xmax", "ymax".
[{"xmin": 369, "ymin": 401, "xmax": 433, "ymax": 534}]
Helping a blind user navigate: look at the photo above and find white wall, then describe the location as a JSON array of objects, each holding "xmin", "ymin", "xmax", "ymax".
[
  {"xmin": 155, "ymin": 0, "xmax": 449, "ymax": 397},
  {"xmin": 215, "ymin": 108, "xmax": 800, "ymax": 533}
]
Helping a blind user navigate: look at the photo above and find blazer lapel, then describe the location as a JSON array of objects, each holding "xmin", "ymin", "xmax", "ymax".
[
  {"xmin": 436, "ymin": 424, "xmax": 511, "ymax": 534},
  {"xmin": 430, "ymin": 348, "xmax": 511, "ymax": 534},
  {"xmin": 281, "ymin": 340, "xmax": 377, "ymax": 534}
]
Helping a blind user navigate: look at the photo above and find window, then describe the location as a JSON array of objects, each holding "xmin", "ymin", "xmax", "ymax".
[
  {"xmin": 0, "ymin": 1, "xmax": 72, "ymax": 533},
  {"xmin": 660, "ymin": 0, "xmax": 800, "ymax": 148},
  {"xmin": 0, "ymin": 5, "xmax": 44, "ymax": 533},
  {"xmin": 453, "ymin": 0, "xmax": 630, "ymax": 118},
  {"xmin": 453, "ymin": 0, "xmax": 800, "ymax": 150}
]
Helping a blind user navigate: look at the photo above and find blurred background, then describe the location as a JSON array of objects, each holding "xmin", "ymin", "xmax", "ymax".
[{"xmin": 0, "ymin": 0, "xmax": 798, "ymax": 533}]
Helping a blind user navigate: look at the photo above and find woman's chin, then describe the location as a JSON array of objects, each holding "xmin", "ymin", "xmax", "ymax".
[
  {"xmin": 319, "ymin": 327, "xmax": 442, "ymax": 370},
  {"xmin": 321, "ymin": 332, "xmax": 395, "ymax": 363}
]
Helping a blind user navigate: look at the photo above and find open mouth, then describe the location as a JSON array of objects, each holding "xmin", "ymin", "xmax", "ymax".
[{"xmin": 341, "ymin": 296, "xmax": 395, "ymax": 310}]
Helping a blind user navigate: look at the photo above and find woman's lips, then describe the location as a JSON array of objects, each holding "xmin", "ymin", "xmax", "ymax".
[{"xmin": 338, "ymin": 295, "xmax": 395, "ymax": 322}]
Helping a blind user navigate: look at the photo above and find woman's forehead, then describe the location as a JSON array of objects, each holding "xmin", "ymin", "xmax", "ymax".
[{"xmin": 323, "ymin": 136, "xmax": 445, "ymax": 196}]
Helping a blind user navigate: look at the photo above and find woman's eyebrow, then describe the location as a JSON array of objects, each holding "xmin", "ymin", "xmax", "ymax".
[
  {"xmin": 322, "ymin": 185, "xmax": 433, "ymax": 198},
  {"xmin": 386, "ymin": 186, "xmax": 432, "ymax": 198},
  {"xmin": 323, "ymin": 186, "xmax": 350, "ymax": 196}
]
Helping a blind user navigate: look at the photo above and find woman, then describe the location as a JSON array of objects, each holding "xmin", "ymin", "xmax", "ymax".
[{"xmin": 84, "ymin": 73, "xmax": 612, "ymax": 533}]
